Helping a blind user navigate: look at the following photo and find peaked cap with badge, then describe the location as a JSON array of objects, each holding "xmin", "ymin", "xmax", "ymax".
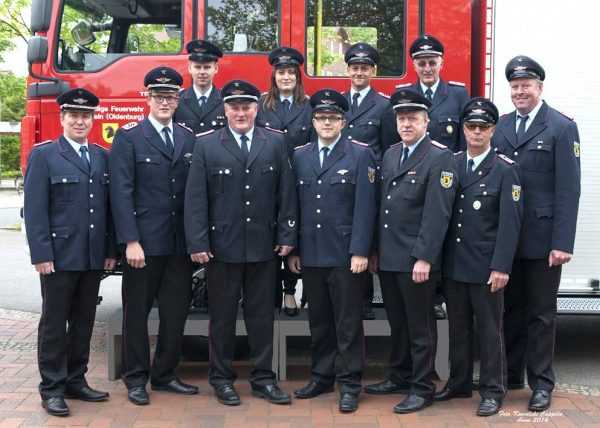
[
  {"xmin": 389, "ymin": 88, "xmax": 432, "ymax": 113},
  {"xmin": 344, "ymin": 43, "xmax": 380, "ymax": 65},
  {"xmin": 56, "ymin": 88, "xmax": 99, "ymax": 111},
  {"xmin": 310, "ymin": 89, "xmax": 349, "ymax": 113},
  {"xmin": 462, "ymin": 97, "xmax": 499, "ymax": 124},
  {"xmin": 268, "ymin": 46, "xmax": 304, "ymax": 68},
  {"xmin": 505, "ymin": 55, "xmax": 545, "ymax": 81},
  {"xmin": 144, "ymin": 66, "xmax": 183, "ymax": 92},
  {"xmin": 186, "ymin": 39, "xmax": 223, "ymax": 63},
  {"xmin": 410, "ymin": 34, "xmax": 444, "ymax": 58},
  {"xmin": 221, "ymin": 79, "xmax": 261, "ymax": 103}
]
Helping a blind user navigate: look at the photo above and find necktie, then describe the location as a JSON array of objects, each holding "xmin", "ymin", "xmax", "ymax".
[
  {"xmin": 240, "ymin": 134, "xmax": 250, "ymax": 161},
  {"xmin": 467, "ymin": 158, "xmax": 475, "ymax": 178},
  {"xmin": 401, "ymin": 146, "xmax": 410, "ymax": 164},
  {"xmin": 198, "ymin": 95, "xmax": 207, "ymax": 109},
  {"xmin": 352, "ymin": 93, "xmax": 360, "ymax": 113},
  {"xmin": 79, "ymin": 145, "xmax": 90, "ymax": 171},
  {"xmin": 516, "ymin": 115, "xmax": 529, "ymax": 142},
  {"xmin": 321, "ymin": 147, "xmax": 329, "ymax": 167},
  {"xmin": 282, "ymin": 99, "xmax": 290, "ymax": 118},
  {"xmin": 425, "ymin": 88, "xmax": 433, "ymax": 101},
  {"xmin": 163, "ymin": 127, "xmax": 174, "ymax": 157}
]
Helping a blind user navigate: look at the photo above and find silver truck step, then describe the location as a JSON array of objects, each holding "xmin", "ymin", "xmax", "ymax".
[{"xmin": 557, "ymin": 297, "xmax": 600, "ymax": 315}]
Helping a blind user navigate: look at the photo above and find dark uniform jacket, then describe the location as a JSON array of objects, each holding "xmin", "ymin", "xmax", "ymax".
[
  {"xmin": 396, "ymin": 79, "xmax": 469, "ymax": 152},
  {"xmin": 342, "ymin": 88, "xmax": 395, "ymax": 163},
  {"xmin": 292, "ymin": 139, "xmax": 377, "ymax": 267},
  {"xmin": 109, "ymin": 118, "xmax": 195, "ymax": 256},
  {"xmin": 491, "ymin": 101, "xmax": 581, "ymax": 259},
  {"xmin": 256, "ymin": 95, "xmax": 314, "ymax": 158},
  {"xmin": 184, "ymin": 126, "xmax": 297, "ymax": 263},
  {"xmin": 24, "ymin": 137, "xmax": 116, "ymax": 271},
  {"xmin": 378, "ymin": 136, "xmax": 457, "ymax": 272},
  {"xmin": 443, "ymin": 151, "xmax": 523, "ymax": 284},
  {"xmin": 173, "ymin": 85, "xmax": 226, "ymax": 134}
]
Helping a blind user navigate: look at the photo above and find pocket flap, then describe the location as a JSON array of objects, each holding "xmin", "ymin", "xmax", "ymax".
[
  {"xmin": 527, "ymin": 143, "xmax": 552, "ymax": 152},
  {"xmin": 297, "ymin": 177, "xmax": 311, "ymax": 186},
  {"xmin": 50, "ymin": 226, "xmax": 69, "ymax": 239},
  {"xmin": 51, "ymin": 175, "xmax": 79, "ymax": 184},
  {"xmin": 262, "ymin": 164, "xmax": 277, "ymax": 173},
  {"xmin": 330, "ymin": 175, "xmax": 356, "ymax": 184},
  {"xmin": 477, "ymin": 241, "xmax": 495, "ymax": 254},
  {"xmin": 338, "ymin": 224, "xmax": 353, "ymax": 236},
  {"xmin": 135, "ymin": 154, "xmax": 160, "ymax": 164},
  {"xmin": 209, "ymin": 222, "xmax": 226, "ymax": 232},
  {"xmin": 535, "ymin": 206, "xmax": 553, "ymax": 218},
  {"xmin": 210, "ymin": 166, "xmax": 233, "ymax": 176},
  {"xmin": 437, "ymin": 116, "xmax": 460, "ymax": 124}
]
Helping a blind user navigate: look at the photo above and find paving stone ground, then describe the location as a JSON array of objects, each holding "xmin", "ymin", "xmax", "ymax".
[{"xmin": 1, "ymin": 308, "xmax": 599, "ymax": 427}]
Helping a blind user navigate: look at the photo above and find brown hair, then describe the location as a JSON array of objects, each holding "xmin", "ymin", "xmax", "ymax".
[{"xmin": 262, "ymin": 66, "xmax": 306, "ymax": 111}]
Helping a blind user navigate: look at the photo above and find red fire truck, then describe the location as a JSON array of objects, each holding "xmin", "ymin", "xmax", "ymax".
[{"xmin": 21, "ymin": 0, "xmax": 493, "ymax": 171}]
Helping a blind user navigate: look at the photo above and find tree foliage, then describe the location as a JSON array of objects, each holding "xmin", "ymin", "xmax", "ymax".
[
  {"xmin": 0, "ymin": 72, "xmax": 26, "ymax": 174},
  {"xmin": 0, "ymin": 0, "xmax": 31, "ymax": 63}
]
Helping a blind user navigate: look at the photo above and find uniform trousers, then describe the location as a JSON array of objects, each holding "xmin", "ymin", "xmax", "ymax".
[
  {"xmin": 444, "ymin": 279, "xmax": 506, "ymax": 401},
  {"xmin": 38, "ymin": 270, "xmax": 102, "ymax": 399},
  {"xmin": 378, "ymin": 270, "xmax": 437, "ymax": 397},
  {"xmin": 504, "ymin": 258, "xmax": 561, "ymax": 391},
  {"xmin": 302, "ymin": 267, "xmax": 366, "ymax": 395},
  {"xmin": 206, "ymin": 259, "xmax": 277, "ymax": 387},
  {"xmin": 121, "ymin": 254, "xmax": 193, "ymax": 388}
]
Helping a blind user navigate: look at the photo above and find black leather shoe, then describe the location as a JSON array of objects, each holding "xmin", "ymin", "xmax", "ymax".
[
  {"xmin": 41, "ymin": 397, "xmax": 70, "ymax": 416},
  {"xmin": 477, "ymin": 398, "xmax": 502, "ymax": 417},
  {"xmin": 434, "ymin": 304, "xmax": 447, "ymax": 320},
  {"xmin": 394, "ymin": 394, "xmax": 433, "ymax": 414},
  {"xmin": 339, "ymin": 392, "xmax": 358, "ymax": 412},
  {"xmin": 65, "ymin": 385, "xmax": 109, "ymax": 402},
  {"xmin": 215, "ymin": 384, "xmax": 240, "ymax": 406},
  {"xmin": 283, "ymin": 299, "xmax": 299, "ymax": 317},
  {"xmin": 128, "ymin": 386, "xmax": 149, "ymax": 405},
  {"xmin": 364, "ymin": 378, "xmax": 410, "ymax": 395},
  {"xmin": 528, "ymin": 390, "xmax": 551, "ymax": 412},
  {"xmin": 294, "ymin": 381, "xmax": 334, "ymax": 399},
  {"xmin": 251, "ymin": 383, "xmax": 292, "ymax": 404},
  {"xmin": 434, "ymin": 386, "xmax": 472, "ymax": 401},
  {"xmin": 473, "ymin": 379, "xmax": 524, "ymax": 390},
  {"xmin": 151, "ymin": 379, "xmax": 198, "ymax": 395}
]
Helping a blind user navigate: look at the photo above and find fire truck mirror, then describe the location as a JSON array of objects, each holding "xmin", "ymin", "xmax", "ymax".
[
  {"xmin": 126, "ymin": 35, "xmax": 140, "ymax": 54},
  {"xmin": 27, "ymin": 36, "xmax": 48, "ymax": 64},
  {"xmin": 72, "ymin": 20, "xmax": 96, "ymax": 47}
]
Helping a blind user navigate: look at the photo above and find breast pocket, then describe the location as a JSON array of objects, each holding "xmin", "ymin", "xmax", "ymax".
[
  {"xmin": 437, "ymin": 116, "xmax": 460, "ymax": 139},
  {"xmin": 135, "ymin": 154, "xmax": 161, "ymax": 181},
  {"xmin": 330, "ymin": 174, "xmax": 356, "ymax": 204},
  {"xmin": 355, "ymin": 119, "xmax": 380, "ymax": 140},
  {"xmin": 399, "ymin": 176, "xmax": 425, "ymax": 200},
  {"xmin": 261, "ymin": 163, "xmax": 278, "ymax": 192},
  {"xmin": 209, "ymin": 166, "xmax": 233, "ymax": 195},
  {"xmin": 471, "ymin": 188, "xmax": 499, "ymax": 214},
  {"xmin": 526, "ymin": 142, "xmax": 553, "ymax": 172},
  {"xmin": 296, "ymin": 177, "xmax": 312, "ymax": 205},
  {"xmin": 50, "ymin": 175, "xmax": 79, "ymax": 204}
]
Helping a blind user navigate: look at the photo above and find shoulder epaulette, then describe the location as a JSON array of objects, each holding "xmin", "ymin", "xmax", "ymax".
[
  {"xmin": 261, "ymin": 92, "xmax": 268, "ymax": 96},
  {"xmin": 449, "ymin": 80, "xmax": 466, "ymax": 87},
  {"xmin": 430, "ymin": 140, "xmax": 448, "ymax": 149},
  {"xmin": 122, "ymin": 122, "xmax": 138, "ymax": 130},
  {"xmin": 454, "ymin": 150, "xmax": 463, "ymax": 156},
  {"xmin": 34, "ymin": 140, "xmax": 53, "ymax": 147},
  {"xmin": 558, "ymin": 110, "xmax": 574, "ymax": 121},
  {"xmin": 498, "ymin": 153, "xmax": 515, "ymax": 164},
  {"xmin": 175, "ymin": 122, "xmax": 193, "ymax": 133},
  {"xmin": 92, "ymin": 143, "xmax": 109, "ymax": 151},
  {"xmin": 295, "ymin": 142, "xmax": 312, "ymax": 150},
  {"xmin": 389, "ymin": 142, "xmax": 402, "ymax": 149},
  {"xmin": 178, "ymin": 88, "xmax": 186, "ymax": 93},
  {"xmin": 351, "ymin": 140, "xmax": 369, "ymax": 147},
  {"xmin": 499, "ymin": 112, "xmax": 510, "ymax": 118},
  {"xmin": 378, "ymin": 91, "xmax": 390, "ymax": 99},
  {"xmin": 395, "ymin": 83, "xmax": 412, "ymax": 89},
  {"xmin": 305, "ymin": 94, "xmax": 310, "ymax": 100},
  {"xmin": 265, "ymin": 126, "xmax": 284, "ymax": 134},
  {"xmin": 195, "ymin": 129, "xmax": 215, "ymax": 138}
]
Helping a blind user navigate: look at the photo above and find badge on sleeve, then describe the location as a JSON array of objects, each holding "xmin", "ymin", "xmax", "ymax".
[
  {"xmin": 512, "ymin": 185, "xmax": 521, "ymax": 202},
  {"xmin": 440, "ymin": 171, "xmax": 454, "ymax": 188},
  {"xmin": 574, "ymin": 141, "xmax": 580, "ymax": 158},
  {"xmin": 368, "ymin": 167, "xmax": 376, "ymax": 183}
]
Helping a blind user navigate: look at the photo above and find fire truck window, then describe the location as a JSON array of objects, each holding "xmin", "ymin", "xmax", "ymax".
[
  {"xmin": 206, "ymin": 0, "xmax": 278, "ymax": 53},
  {"xmin": 56, "ymin": 0, "xmax": 183, "ymax": 72},
  {"xmin": 306, "ymin": 0, "xmax": 405, "ymax": 77}
]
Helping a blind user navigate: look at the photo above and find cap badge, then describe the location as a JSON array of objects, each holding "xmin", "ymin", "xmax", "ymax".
[
  {"xmin": 472, "ymin": 108, "xmax": 486, "ymax": 114},
  {"xmin": 156, "ymin": 77, "xmax": 171, "ymax": 83},
  {"xmin": 231, "ymin": 90, "xmax": 244, "ymax": 95},
  {"xmin": 355, "ymin": 52, "xmax": 368, "ymax": 58},
  {"xmin": 517, "ymin": 57, "xmax": 523, "ymax": 62},
  {"xmin": 234, "ymin": 82, "xmax": 240, "ymax": 87},
  {"xmin": 321, "ymin": 99, "xmax": 335, "ymax": 105},
  {"xmin": 514, "ymin": 65, "xmax": 527, "ymax": 71},
  {"xmin": 421, "ymin": 45, "xmax": 432, "ymax": 50},
  {"xmin": 279, "ymin": 55, "xmax": 291, "ymax": 61},
  {"xmin": 358, "ymin": 44, "xmax": 364, "ymax": 49},
  {"xmin": 399, "ymin": 98, "xmax": 411, "ymax": 104},
  {"xmin": 476, "ymin": 101, "xmax": 482, "ymax": 106},
  {"xmin": 193, "ymin": 47, "xmax": 206, "ymax": 53},
  {"xmin": 424, "ymin": 35, "xmax": 429, "ymax": 40},
  {"xmin": 160, "ymin": 68, "xmax": 167, "ymax": 75},
  {"xmin": 72, "ymin": 98, "xmax": 87, "ymax": 105}
]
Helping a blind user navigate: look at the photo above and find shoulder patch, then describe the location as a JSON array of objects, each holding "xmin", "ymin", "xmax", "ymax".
[
  {"xmin": 378, "ymin": 91, "xmax": 390, "ymax": 99},
  {"xmin": 92, "ymin": 143, "xmax": 109, "ymax": 151},
  {"xmin": 389, "ymin": 142, "xmax": 402, "ymax": 149},
  {"xmin": 351, "ymin": 140, "xmax": 369, "ymax": 147},
  {"xmin": 34, "ymin": 140, "xmax": 53, "ymax": 147},
  {"xmin": 195, "ymin": 129, "xmax": 215, "ymax": 138},
  {"xmin": 448, "ymin": 80, "xmax": 466, "ymax": 87},
  {"xmin": 265, "ymin": 126, "xmax": 285, "ymax": 134},
  {"xmin": 395, "ymin": 83, "xmax": 412, "ymax": 89},
  {"xmin": 430, "ymin": 140, "xmax": 448, "ymax": 150},
  {"xmin": 498, "ymin": 153, "xmax": 515, "ymax": 164},
  {"xmin": 122, "ymin": 121, "xmax": 138, "ymax": 130},
  {"xmin": 295, "ymin": 142, "xmax": 312, "ymax": 150},
  {"xmin": 175, "ymin": 122, "xmax": 193, "ymax": 133},
  {"xmin": 454, "ymin": 150, "xmax": 463, "ymax": 156}
]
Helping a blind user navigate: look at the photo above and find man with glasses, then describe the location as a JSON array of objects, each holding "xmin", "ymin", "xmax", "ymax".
[
  {"xmin": 288, "ymin": 89, "xmax": 377, "ymax": 413},
  {"xmin": 435, "ymin": 98, "xmax": 522, "ymax": 417},
  {"xmin": 110, "ymin": 66, "xmax": 198, "ymax": 405},
  {"xmin": 174, "ymin": 39, "xmax": 226, "ymax": 134}
]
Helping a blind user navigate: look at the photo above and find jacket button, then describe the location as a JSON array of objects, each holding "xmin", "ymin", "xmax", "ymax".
[
  {"xmin": 246, "ymin": 169, "xmax": 250, "ymax": 174},
  {"xmin": 246, "ymin": 218, "xmax": 251, "ymax": 222},
  {"xmin": 384, "ymin": 224, "xmax": 388, "ymax": 228},
  {"xmin": 299, "ymin": 180, "xmax": 303, "ymax": 184},
  {"xmin": 316, "ymin": 209, "xmax": 321, "ymax": 214},
  {"xmin": 90, "ymin": 194, "xmax": 94, "ymax": 198},
  {"xmin": 411, "ymin": 179, "xmax": 416, "ymax": 183},
  {"xmin": 341, "ymin": 179, "xmax": 346, "ymax": 183},
  {"xmin": 89, "ymin": 179, "xmax": 93, "ymax": 183},
  {"xmin": 514, "ymin": 151, "xmax": 518, "ymax": 156},
  {"xmin": 62, "ymin": 178, "xmax": 67, "ymax": 183},
  {"xmin": 316, "ymin": 194, "xmax": 321, "ymax": 199},
  {"xmin": 246, "ymin": 201, "xmax": 250, "ymax": 205},
  {"xmin": 211, "ymin": 226, "xmax": 216, "ymax": 230},
  {"xmin": 460, "ymin": 194, "xmax": 464, "ymax": 199},
  {"xmin": 90, "ymin": 209, "xmax": 94, "ymax": 213},
  {"xmin": 458, "ymin": 223, "xmax": 462, "ymax": 227},
  {"xmin": 146, "ymin": 158, "xmax": 150, "ymax": 162},
  {"xmin": 349, "ymin": 124, "xmax": 354, "ymax": 128},
  {"xmin": 317, "ymin": 180, "xmax": 322, "ymax": 184},
  {"xmin": 456, "ymin": 238, "xmax": 461, "ymax": 242},
  {"xmin": 387, "ymin": 195, "xmax": 391, "ymax": 199},
  {"xmin": 90, "ymin": 224, "xmax": 94, "ymax": 229},
  {"xmin": 385, "ymin": 210, "xmax": 389, "ymax": 214},
  {"xmin": 392, "ymin": 181, "xmax": 396, "ymax": 186},
  {"xmin": 316, "ymin": 224, "xmax": 321, "ymax": 228},
  {"xmin": 52, "ymin": 233, "xmax": 56, "ymax": 238},
  {"xmin": 246, "ymin": 185, "xmax": 250, "ymax": 189}
]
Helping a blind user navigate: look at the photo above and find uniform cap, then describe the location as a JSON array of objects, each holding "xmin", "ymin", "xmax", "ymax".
[
  {"xmin": 144, "ymin": 66, "xmax": 183, "ymax": 92},
  {"xmin": 221, "ymin": 79, "xmax": 261, "ymax": 103},
  {"xmin": 344, "ymin": 43, "xmax": 380, "ymax": 65},
  {"xmin": 186, "ymin": 39, "xmax": 223, "ymax": 63},
  {"xmin": 56, "ymin": 88, "xmax": 99, "ymax": 111},
  {"xmin": 309, "ymin": 89, "xmax": 349, "ymax": 113},
  {"xmin": 505, "ymin": 55, "xmax": 545, "ymax": 81},
  {"xmin": 268, "ymin": 46, "xmax": 304, "ymax": 68},
  {"xmin": 409, "ymin": 34, "xmax": 444, "ymax": 58},
  {"xmin": 462, "ymin": 97, "xmax": 499, "ymax": 124},
  {"xmin": 389, "ymin": 88, "xmax": 431, "ymax": 112}
]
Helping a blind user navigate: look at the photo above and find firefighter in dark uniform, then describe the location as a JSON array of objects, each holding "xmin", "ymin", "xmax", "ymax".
[
  {"xmin": 24, "ymin": 88, "xmax": 116, "ymax": 417},
  {"xmin": 173, "ymin": 39, "xmax": 226, "ymax": 133},
  {"xmin": 256, "ymin": 46, "xmax": 314, "ymax": 316},
  {"xmin": 288, "ymin": 89, "xmax": 377, "ymax": 413},
  {"xmin": 184, "ymin": 80, "xmax": 297, "ymax": 406},
  {"xmin": 435, "ymin": 98, "xmax": 523, "ymax": 417},
  {"xmin": 492, "ymin": 56, "xmax": 581, "ymax": 412},
  {"xmin": 365, "ymin": 89, "xmax": 457, "ymax": 413},
  {"xmin": 109, "ymin": 67, "xmax": 198, "ymax": 405}
]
